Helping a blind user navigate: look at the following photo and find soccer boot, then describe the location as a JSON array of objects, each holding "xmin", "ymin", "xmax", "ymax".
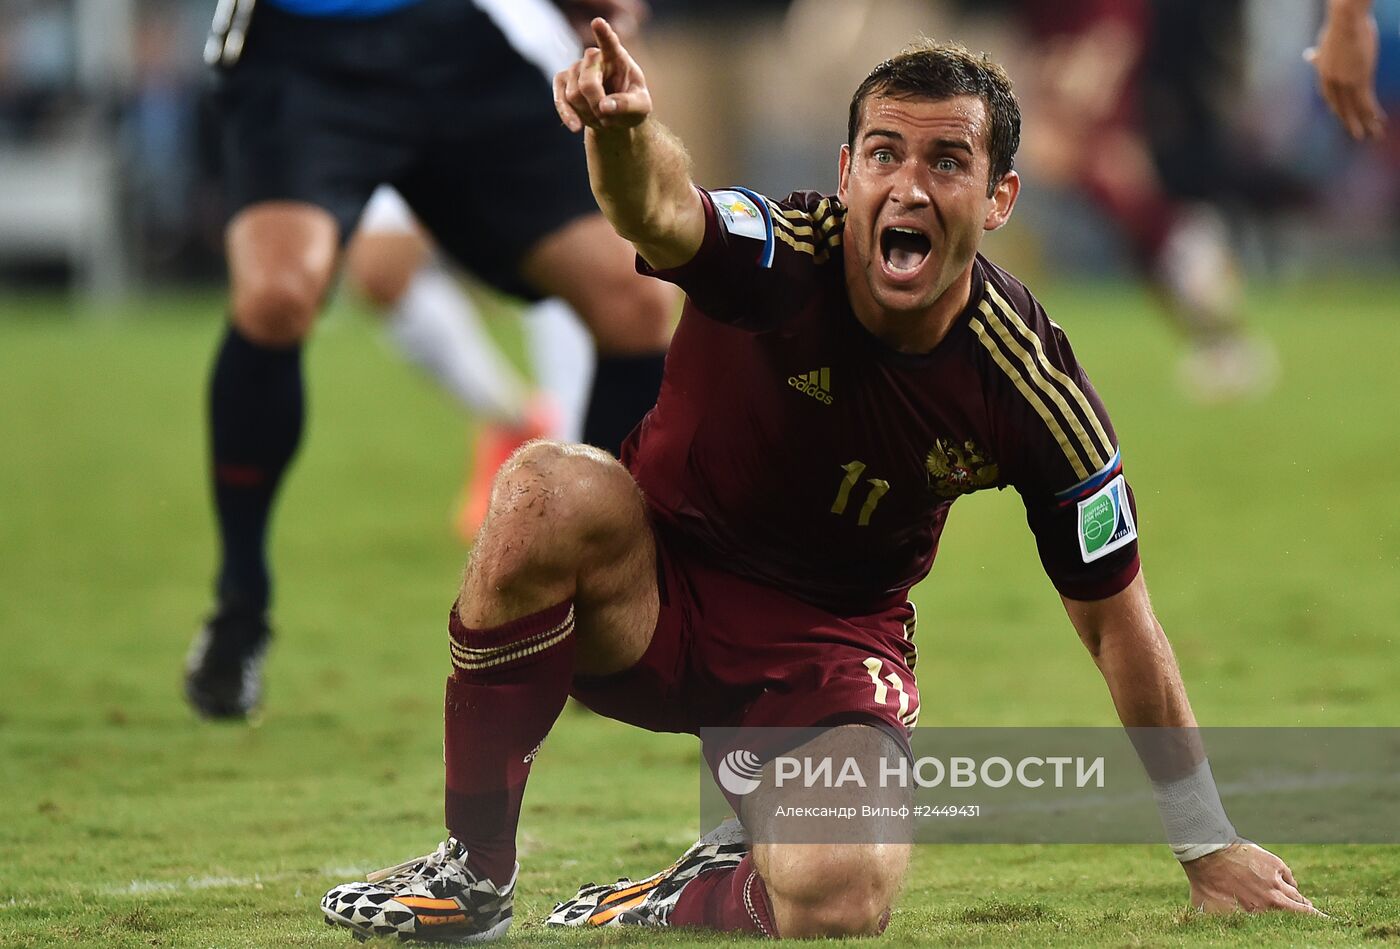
[
  {"xmin": 455, "ymin": 396, "xmax": 557, "ymax": 543},
  {"xmin": 183, "ymin": 606, "xmax": 271, "ymax": 719},
  {"xmin": 1177, "ymin": 333, "xmax": 1279, "ymax": 405},
  {"xmin": 547, "ymin": 818, "xmax": 747, "ymax": 928},
  {"xmin": 321, "ymin": 838, "xmax": 514, "ymax": 943}
]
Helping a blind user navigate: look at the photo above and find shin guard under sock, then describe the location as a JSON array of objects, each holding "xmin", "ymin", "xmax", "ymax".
[{"xmin": 444, "ymin": 600, "xmax": 576, "ymax": 886}]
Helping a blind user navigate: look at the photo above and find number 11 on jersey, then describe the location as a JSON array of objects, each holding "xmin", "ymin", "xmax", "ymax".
[{"xmin": 830, "ymin": 460, "xmax": 890, "ymax": 526}]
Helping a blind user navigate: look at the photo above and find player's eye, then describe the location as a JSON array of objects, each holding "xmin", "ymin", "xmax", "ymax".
[
  {"xmin": 935, "ymin": 157, "xmax": 960, "ymax": 174},
  {"xmin": 873, "ymin": 149, "xmax": 895, "ymax": 165}
]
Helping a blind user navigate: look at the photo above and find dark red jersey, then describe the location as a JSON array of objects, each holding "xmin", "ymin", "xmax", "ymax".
[{"xmin": 623, "ymin": 187, "xmax": 1140, "ymax": 615}]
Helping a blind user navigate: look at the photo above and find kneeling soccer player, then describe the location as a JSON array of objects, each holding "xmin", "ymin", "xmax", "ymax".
[{"xmin": 321, "ymin": 18, "xmax": 1318, "ymax": 941}]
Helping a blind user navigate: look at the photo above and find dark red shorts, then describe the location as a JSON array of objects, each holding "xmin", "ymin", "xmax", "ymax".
[{"xmin": 570, "ymin": 523, "xmax": 921, "ymax": 742}]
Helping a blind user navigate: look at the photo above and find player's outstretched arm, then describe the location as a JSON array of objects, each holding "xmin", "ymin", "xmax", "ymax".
[
  {"xmin": 1063, "ymin": 574, "xmax": 1321, "ymax": 915},
  {"xmin": 1306, "ymin": 0, "xmax": 1387, "ymax": 140},
  {"xmin": 553, "ymin": 17, "xmax": 704, "ymax": 270}
]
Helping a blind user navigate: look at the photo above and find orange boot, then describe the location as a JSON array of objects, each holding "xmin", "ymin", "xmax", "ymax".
[{"xmin": 455, "ymin": 397, "xmax": 559, "ymax": 543}]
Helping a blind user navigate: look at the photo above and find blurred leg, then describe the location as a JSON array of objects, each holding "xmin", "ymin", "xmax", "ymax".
[
  {"xmin": 1017, "ymin": 1, "xmax": 1272, "ymax": 401},
  {"xmin": 523, "ymin": 297, "xmax": 595, "ymax": 443},
  {"xmin": 187, "ymin": 200, "xmax": 338, "ymax": 718},
  {"xmin": 521, "ymin": 214, "xmax": 676, "ymax": 453},
  {"xmin": 346, "ymin": 191, "xmax": 531, "ymax": 425},
  {"xmin": 213, "ymin": 201, "xmax": 338, "ymax": 613}
]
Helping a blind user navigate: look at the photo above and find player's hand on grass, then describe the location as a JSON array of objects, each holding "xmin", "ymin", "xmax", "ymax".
[
  {"xmin": 561, "ymin": 0, "xmax": 650, "ymax": 43},
  {"xmin": 554, "ymin": 18, "xmax": 653, "ymax": 133},
  {"xmin": 1306, "ymin": 1, "xmax": 1387, "ymax": 140},
  {"xmin": 1182, "ymin": 840, "xmax": 1322, "ymax": 915}
]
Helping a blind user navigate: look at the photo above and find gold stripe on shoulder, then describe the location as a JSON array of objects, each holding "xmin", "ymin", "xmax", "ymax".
[
  {"xmin": 767, "ymin": 210, "xmax": 817, "ymax": 238},
  {"xmin": 772, "ymin": 201, "xmax": 818, "ymax": 222},
  {"xmin": 772, "ymin": 226, "xmax": 832, "ymax": 262},
  {"xmin": 984, "ymin": 284, "xmax": 1114, "ymax": 461},
  {"xmin": 795, "ymin": 197, "xmax": 832, "ymax": 226},
  {"xmin": 811, "ymin": 200, "xmax": 844, "ymax": 234},
  {"xmin": 767, "ymin": 198, "xmax": 844, "ymax": 235},
  {"xmin": 977, "ymin": 300, "xmax": 1103, "ymax": 473},
  {"xmin": 765, "ymin": 198, "xmax": 843, "ymax": 261},
  {"xmin": 985, "ymin": 300, "xmax": 1103, "ymax": 473},
  {"xmin": 766, "ymin": 199, "xmax": 807, "ymax": 223},
  {"xmin": 772, "ymin": 227, "xmax": 817, "ymax": 255},
  {"xmin": 766, "ymin": 203, "xmax": 838, "ymax": 241},
  {"xmin": 970, "ymin": 315, "xmax": 1090, "ymax": 480}
]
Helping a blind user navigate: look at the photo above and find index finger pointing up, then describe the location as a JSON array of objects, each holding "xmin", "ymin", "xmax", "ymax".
[{"xmin": 592, "ymin": 17, "xmax": 629, "ymax": 63}]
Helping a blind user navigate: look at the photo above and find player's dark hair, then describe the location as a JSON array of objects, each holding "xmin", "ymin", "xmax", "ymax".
[{"xmin": 847, "ymin": 40, "xmax": 1021, "ymax": 197}]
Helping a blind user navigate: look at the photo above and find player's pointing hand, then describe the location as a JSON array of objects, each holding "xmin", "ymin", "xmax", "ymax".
[
  {"xmin": 560, "ymin": 0, "xmax": 650, "ymax": 44},
  {"xmin": 554, "ymin": 18, "xmax": 653, "ymax": 133}
]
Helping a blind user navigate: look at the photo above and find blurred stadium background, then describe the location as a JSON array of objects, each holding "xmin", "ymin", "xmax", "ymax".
[
  {"xmin": 2, "ymin": 1, "xmax": 1398, "ymax": 946},
  {"xmin": 1, "ymin": 0, "xmax": 1397, "ymax": 295}
]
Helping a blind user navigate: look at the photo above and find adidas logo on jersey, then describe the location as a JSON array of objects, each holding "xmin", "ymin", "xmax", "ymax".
[{"xmin": 788, "ymin": 367, "xmax": 834, "ymax": 404}]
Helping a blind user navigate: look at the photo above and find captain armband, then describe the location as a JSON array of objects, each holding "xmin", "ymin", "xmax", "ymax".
[{"xmin": 1150, "ymin": 759, "xmax": 1239, "ymax": 863}]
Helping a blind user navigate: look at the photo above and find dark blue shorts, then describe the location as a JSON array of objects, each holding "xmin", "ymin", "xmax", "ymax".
[{"xmin": 215, "ymin": 0, "xmax": 597, "ymax": 300}]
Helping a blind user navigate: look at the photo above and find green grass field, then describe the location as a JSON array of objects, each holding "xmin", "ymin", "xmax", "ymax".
[{"xmin": 1, "ymin": 280, "xmax": 1397, "ymax": 947}]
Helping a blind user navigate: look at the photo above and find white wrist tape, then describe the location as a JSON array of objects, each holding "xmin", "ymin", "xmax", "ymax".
[{"xmin": 1150, "ymin": 758, "xmax": 1237, "ymax": 863}]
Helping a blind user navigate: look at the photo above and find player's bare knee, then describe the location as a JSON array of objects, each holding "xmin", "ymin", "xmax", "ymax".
[
  {"xmin": 232, "ymin": 268, "xmax": 323, "ymax": 346},
  {"xmin": 470, "ymin": 440, "xmax": 639, "ymax": 590},
  {"xmin": 226, "ymin": 203, "xmax": 336, "ymax": 345},
  {"xmin": 775, "ymin": 875, "xmax": 891, "ymax": 938},
  {"xmin": 345, "ymin": 256, "xmax": 411, "ymax": 309},
  {"xmin": 344, "ymin": 231, "xmax": 424, "ymax": 310},
  {"xmin": 784, "ymin": 894, "xmax": 890, "ymax": 938},
  {"xmin": 760, "ymin": 844, "xmax": 904, "ymax": 938},
  {"xmin": 490, "ymin": 439, "xmax": 633, "ymax": 532}
]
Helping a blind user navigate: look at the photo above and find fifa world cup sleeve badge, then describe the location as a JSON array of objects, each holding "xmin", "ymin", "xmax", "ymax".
[
  {"xmin": 708, "ymin": 188, "xmax": 775, "ymax": 268},
  {"xmin": 1076, "ymin": 474, "xmax": 1137, "ymax": 563}
]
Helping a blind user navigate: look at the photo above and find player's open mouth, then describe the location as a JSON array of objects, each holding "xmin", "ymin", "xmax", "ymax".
[{"xmin": 880, "ymin": 226, "xmax": 932, "ymax": 276}]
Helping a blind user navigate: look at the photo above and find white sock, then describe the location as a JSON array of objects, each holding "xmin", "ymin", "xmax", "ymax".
[
  {"xmin": 384, "ymin": 263, "xmax": 528, "ymax": 425},
  {"xmin": 523, "ymin": 298, "xmax": 595, "ymax": 443}
]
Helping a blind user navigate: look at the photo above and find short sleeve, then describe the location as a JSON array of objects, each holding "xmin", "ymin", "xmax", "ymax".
[
  {"xmin": 975, "ymin": 277, "xmax": 1141, "ymax": 600},
  {"xmin": 1021, "ymin": 456, "xmax": 1141, "ymax": 602},
  {"xmin": 637, "ymin": 187, "xmax": 836, "ymax": 333}
]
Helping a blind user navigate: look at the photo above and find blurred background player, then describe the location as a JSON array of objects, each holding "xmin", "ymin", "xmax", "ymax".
[
  {"xmin": 778, "ymin": 0, "xmax": 1277, "ymax": 402},
  {"xmin": 345, "ymin": 184, "xmax": 596, "ymax": 539},
  {"xmin": 1308, "ymin": 0, "xmax": 1389, "ymax": 139},
  {"xmin": 186, "ymin": 0, "xmax": 675, "ymax": 719},
  {"xmin": 1016, "ymin": 0, "xmax": 1276, "ymax": 401}
]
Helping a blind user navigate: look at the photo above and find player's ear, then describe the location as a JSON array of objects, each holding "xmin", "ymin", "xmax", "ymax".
[
  {"xmin": 983, "ymin": 170, "xmax": 1020, "ymax": 232},
  {"xmin": 838, "ymin": 144, "xmax": 852, "ymax": 202}
]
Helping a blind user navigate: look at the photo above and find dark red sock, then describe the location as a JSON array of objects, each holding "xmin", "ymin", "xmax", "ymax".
[
  {"xmin": 669, "ymin": 854, "xmax": 777, "ymax": 937},
  {"xmin": 443, "ymin": 599, "xmax": 576, "ymax": 887}
]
